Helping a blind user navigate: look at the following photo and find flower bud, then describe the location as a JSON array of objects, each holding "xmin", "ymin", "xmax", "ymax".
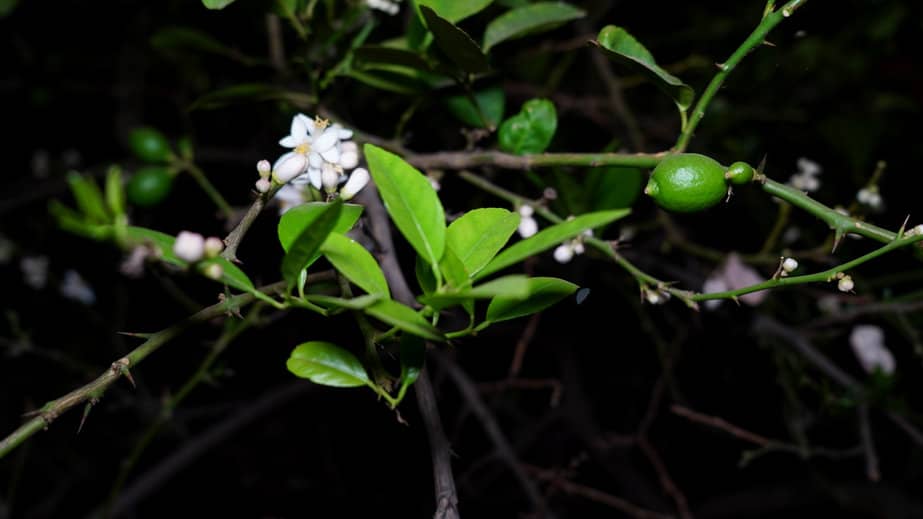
[
  {"xmin": 518, "ymin": 205, "xmax": 534, "ymax": 217},
  {"xmin": 204, "ymin": 236, "xmax": 224, "ymax": 258},
  {"xmin": 339, "ymin": 150, "xmax": 359, "ymax": 170},
  {"xmin": 782, "ymin": 257, "xmax": 798, "ymax": 273},
  {"xmin": 837, "ymin": 275, "xmax": 854, "ymax": 292},
  {"xmin": 553, "ymin": 244, "xmax": 574, "ymax": 264},
  {"xmin": 174, "ymin": 231, "xmax": 205, "ymax": 263},
  {"xmin": 203, "ymin": 262, "xmax": 223, "ymax": 280},
  {"xmin": 256, "ymin": 159, "xmax": 271, "ymax": 178},
  {"xmin": 340, "ymin": 168, "xmax": 370, "ymax": 200},
  {"xmin": 321, "ymin": 164, "xmax": 340, "ymax": 194},
  {"xmin": 517, "ymin": 216, "xmax": 538, "ymax": 238},
  {"xmin": 255, "ymin": 177, "xmax": 271, "ymax": 193},
  {"xmin": 272, "ymin": 153, "xmax": 308, "ymax": 183}
]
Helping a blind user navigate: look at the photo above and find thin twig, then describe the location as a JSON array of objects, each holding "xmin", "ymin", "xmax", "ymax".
[
  {"xmin": 670, "ymin": 405, "xmax": 772, "ymax": 446},
  {"xmin": 407, "ymin": 150, "xmax": 664, "ymax": 171},
  {"xmin": 858, "ymin": 404, "xmax": 880, "ymax": 482}
]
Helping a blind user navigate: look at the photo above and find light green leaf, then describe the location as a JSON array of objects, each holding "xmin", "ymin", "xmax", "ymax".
[
  {"xmin": 278, "ymin": 202, "xmax": 363, "ymax": 251},
  {"xmin": 396, "ymin": 335, "xmax": 425, "ymax": 403},
  {"xmin": 281, "ymin": 200, "xmax": 342, "ymax": 287},
  {"xmin": 593, "ymin": 25, "xmax": 694, "ymax": 110},
  {"xmin": 286, "ymin": 341, "xmax": 371, "ymax": 387},
  {"xmin": 413, "ymin": 0, "xmax": 492, "ymax": 23},
  {"xmin": 438, "ymin": 245, "xmax": 470, "ymax": 290},
  {"xmin": 105, "ymin": 166, "xmax": 125, "ymax": 218},
  {"xmin": 486, "ymin": 277, "xmax": 577, "ymax": 323},
  {"xmin": 446, "ymin": 208, "xmax": 520, "ymax": 277},
  {"xmin": 498, "ymin": 98, "xmax": 557, "ymax": 155},
  {"xmin": 416, "ymin": 256, "xmax": 437, "ymax": 295},
  {"xmin": 475, "ymin": 209, "xmax": 629, "ymax": 280},
  {"xmin": 202, "ymin": 0, "xmax": 236, "ymax": 9},
  {"xmin": 67, "ymin": 172, "xmax": 109, "ymax": 223},
  {"xmin": 365, "ymin": 300, "xmax": 445, "ymax": 342},
  {"xmin": 445, "ymin": 86, "xmax": 505, "ymax": 129},
  {"xmin": 364, "ymin": 144, "xmax": 446, "ymax": 268},
  {"xmin": 49, "ymin": 201, "xmax": 111, "ymax": 240},
  {"xmin": 321, "ymin": 233, "xmax": 390, "ymax": 298},
  {"xmin": 303, "ymin": 293, "xmax": 382, "ymax": 311},
  {"xmin": 419, "ymin": 274, "xmax": 530, "ymax": 307},
  {"xmin": 483, "ymin": 2, "xmax": 585, "ymax": 52},
  {"xmin": 421, "ymin": 6, "xmax": 489, "ymax": 75}
]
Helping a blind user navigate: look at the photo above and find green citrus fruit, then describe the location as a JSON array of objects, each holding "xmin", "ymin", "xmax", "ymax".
[
  {"xmin": 725, "ymin": 161, "xmax": 755, "ymax": 185},
  {"xmin": 127, "ymin": 166, "xmax": 173, "ymax": 207},
  {"xmin": 644, "ymin": 153, "xmax": 727, "ymax": 212},
  {"xmin": 128, "ymin": 127, "xmax": 172, "ymax": 163}
]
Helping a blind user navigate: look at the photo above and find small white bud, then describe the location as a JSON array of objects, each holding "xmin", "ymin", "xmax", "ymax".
[
  {"xmin": 782, "ymin": 257, "xmax": 798, "ymax": 273},
  {"xmin": 837, "ymin": 275, "xmax": 854, "ymax": 292},
  {"xmin": 518, "ymin": 205, "xmax": 534, "ymax": 217},
  {"xmin": 204, "ymin": 237, "xmax": 224, "ymax": 258},
  {"xmin": 203, "ymin": 262, "xmax": 223, "ymax": 280},
  {"xmin": 255, "ymin": 178, "xmax": 271, "ymax": 193},
  {"xmin": 573, "ymin": 241, "xmax": 585, "ymax": 255},
  {"xmin": 174, "ymin": 231, "xmax": 205, "ymax": 263},
  {"xmin": 321, "ymin": 164, "xmax": 340, "ymax": 194},
  {"xmin": 339, "ymin": 150, "xmax": 359, "ymax": 170},
  {"xmin": 341, "ymin": 141, "xmax": 358, "ymax": 154},
  {"xmin": 320, "ymin": 145, "xmax": 340, "ymax": 164},
  {"xmin": 517, "ymin": 216, "xmax": 538, "ymax": 238},
  {"xmin": 553, "ymin": 244, "xmax": 574, "ymax": 264},
  {"xmin": 340, "ymin": 168, "xmax": 370, "ymax": 200},
  {"xmin": 272, "ymin": 153, "xmax": 308, "ymax": 183},
  {"xmin": 256, "ymin": 159, "xmax": 271, "ymax": 178}
]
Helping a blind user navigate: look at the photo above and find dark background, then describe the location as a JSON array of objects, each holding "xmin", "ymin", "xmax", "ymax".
[{"xmin": 2, "ymin": 0, "xmax": 923, "ymax": 517}]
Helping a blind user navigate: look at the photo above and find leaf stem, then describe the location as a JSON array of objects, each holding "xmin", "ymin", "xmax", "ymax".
[{"xmin": 179, "ymin": 160, "xmax": 236, "ymax": 220}]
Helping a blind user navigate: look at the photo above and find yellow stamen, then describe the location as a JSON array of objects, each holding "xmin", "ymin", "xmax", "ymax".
[{"xmin": 314, "ymin": 115, "xmax": 330, "ymax": 130}]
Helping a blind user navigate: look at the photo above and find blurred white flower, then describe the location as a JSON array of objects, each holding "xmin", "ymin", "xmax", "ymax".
[
  {"xmin": 256, "ymin": 159, "xmax": 271, "ymax": 178},
  {"xmin": 701, "ymin": 253, "xmax": 767, "ymax": 309},
  {"xmin": 781, "ymin": 257, "xmax": 798, "ymax": 274},
  {"xmin": 367, "ymin": 0, "xmax": 400, "ymax": 15},
  {"xmin": 20, "ymin": 255, "xmax": 49, "ymax": 289},
  {"xmin": 552, "ymin": 229, "xmax": 592, "ymax": 264},
  {"xmin": 856, "ymin": 187, "xmax": 883, "ymax": 209},
  {"xmin": 850, "ymin": 325, "xmax": 895, "ymax": 375},
  {"xmin": 173, "ymin": 231, "xmax": 205, "ymax": 263},
  {"xmin": 60, "ymin": 270, "xmax": 95, "ymax": 305},
  {"xmin": 788, "ymin": 157, "xmax": 822, "ymax": 192},
  {"xmin": 275, "ymin": 184, "xmax": 306, "ymax": 215},
  {"xmin": 517, "ymin": 205, "xmax": 538, "ymax": 238}
]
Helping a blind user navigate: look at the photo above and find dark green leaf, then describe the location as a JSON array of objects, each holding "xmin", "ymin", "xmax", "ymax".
[
  {"xmin": 355, "ymin": 45, "xmax": 433, "ymax": 73},
  {"xmin": 278, "ymin": 202, "xmax": 363, "ymax": 251},
  {"xmin": 486, "ymin": 277, "xmax": 577, "ymax": 323},
  {"xmin": 364, "ymin": 144, "xmax": 446, "ymax": 268},
  {"xmin": 444, "ymin": 86, "xmax": 505, "ymax": 128},
  {"xmin": 286, "ymin": 341, "xmax": 371, "ymax": 387},
  {"xmin": 281, "ymin": 200, "xmax": 343, "ymax": 287},
  {"xmin": 475, "ymin": 209, "xmax": 629, "ymax": 280},
  {"xmin": 346, "ymin": 70, "xmax": 428, "ymax": 95},
  {"xmin": 446, "ymin": 208, "xmax": 520, "ymax": 277},
  {"xmin": 587, "ymin": 166, "xmax": 644, "ymax": 211},
  {"xmin": 593, "ymin": 25, "xmax": 694, "ymax": 110},
  {"xmin": 396, "ymin": 334, "xmax": 425, "ymax": 402},
  {"xmin": 498, "ymin": 98, "xmax": 557, "ymax": 155},
  {"xmin": 321, "ymin": 233, "xmax": 390, "ymax": 298},
  {"xmin": 421, "ymin": 6, "xmax": 489, "ymax": 75},
  {"xmin": 483, "ymin": 2, "xmax": 585, "ymax": 52},
  {"xmin": 419, "ymin": 274, "xmax": 530, "ymax": 307},
  {"xmin": 365, "ymin": 300, "xmax": 445, "ymax": 342},
  {"xmin": 67, "ymin": 172, "xmax": 109, "ymax": 223},
  {"xmin": 413, "ymin": 0, "xmax": 492, "ymax": 23},
  {"xmin": 416, "ymin": 255, "xmax": 437, "ymax": 295}
]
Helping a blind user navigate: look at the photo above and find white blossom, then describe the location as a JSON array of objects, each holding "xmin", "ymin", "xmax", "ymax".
[
  {"xmin": 255, "ymin": 178, "xmax": 271, "ymax": 193},
  {"xmin": 60, "ymin": 269, "xmax": 95, "ymax": 305},
  {"xmin": 553, "ymin": 229, "xmax": 592, "ymax": 264},
  {"xmin": 203, "ymin": 263, "xmax": 224, "ymax": 280},
  {"xmin": 256, "ymin": 159, "xmax": 271, "ymax": 178},
  {"xmin": 517, "ymin": 205, "xmax": 538, "ymax": 238},
  {"xmin": 173, "ymin": 231, "xmax": 205, "ymax": 263},
  {"xmin": 905, "ymin": 224, "xmax": 923, "ymax": 237},
  {"xmin": 20, "ymin": 255, "xmax": 49, "ymax": 289},
  {"xmin": 856, "ymin": 187, "xmax": 883, "ymax": 209},
  {"xmin": 788, "ymin": 157, "xmax": 822, "ymax": 192},
  {"xmin": 272, "ymin": 152, "xmax": 308, "ymax": 183},
  {"xmin": 367, "ymin": 0, "xmax": 400, "ymax": 15},
  {"xmin": 850, "ymin": 325, "xmax": 895, "ymax": 375},
  {"xmin": 782, "ymin": 257, "xmax": 798, "ymax": 273},
  {"xmin": 275, "ymin": 184, "xmax": 306, "ymax": 215}
]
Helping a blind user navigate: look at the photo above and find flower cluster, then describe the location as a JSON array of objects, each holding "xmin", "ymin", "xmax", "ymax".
[
  {"xmin": 553, "ymin": 230, "xmax": 592, "ymax": 264},
  {"xmin": 258, "ymin": 114, "xmax": 370, "ymax": 214},
  {"xmin": 517, "ymin": 205, "xmax": 538, "ymax": 238},
  {"xmin": 788, "ymin": 157, "xmax": 822, "ymax": 192},
  {"xmin": 173, "ymin": 231, "xmax": 224, "ymax": 279}
]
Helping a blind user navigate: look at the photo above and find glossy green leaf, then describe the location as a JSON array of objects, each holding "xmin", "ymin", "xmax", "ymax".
[
  {"xmin": 483, "ymin": 2, "xmax": 585, "ymax": 52},
  {"xmin": 303, "ymin": 293, "xmax": 382, "ymax": 311},
  {"xmin": 364, "ymin": 144, "xmax": 446, "ymax": 268},
  {"xmin": 444, "ymin": 86, "xmax": 506, "ymax": 128},
  {"xmin": 346, "ymin": 70, "xmax": 428, "ymax": 95},
  {"xmin": 420, "ymin": 274, "xmax": 530, "ymax": 307},
  {"xmin": 413, "ymin": 0, "xmax": 492, "ymax": 23},
  {"xmin": 321, "ymin": 233, "xmax": 390, "ymax": 298},
  {"xmin": 486, "ymin": 277, "xmax": 577, "ymax": 323},
  {"xmin": 416, "ymin": 256, "xmax": 437, "ymax": 295},
  {"xmin": 396, "ymin": 334, "xmax": 425, "ymax": 402},
  {"xmin": 446, "ymin": 208, "xmax": 520, "ymax": 277},
  {"xmin": 67, "ymin": 172, "xmax": 109, "ymax": 223},
  {"xmin": 438, "ymin": 245, "xmax": 470, "ymax": 290},
  {"xmin": 498, "ymin": 98, "xmax": 557, "ymax": 155},
  {"xmin": 421, "ymin": 6, "xmax": 489, "ymax": 74},
  {"xmin": 365, "ymin": 300, "xmax": 445, "ymax": 342},
  {"xmin": 475, "ymin": 209, "xmax": 629, "ymax": 280},
  {"xmin": 281, "ymin": 200, "xmax": 342, "ymax": 287},
  {"xmin": 104, "ymin": 166, "xmax": 125, "ymax": 218},
  {"xmin": 202, "ymin": 0, "xmax": 236, "ymax": 9},
  {"xmin": 151, "ymin": 26, "xmax": 261, "ymax": 66},
  {"xmin": 593, "ymin": 25, "xmax": 694, "ymax": 110},
  {"xmin": 286, "ymin": 341, "xmax": 371, "ymax": 388},
  {"xmin": 200, "ymin": 258, "xmax": 256, "ymax": 292},
  {"xmin": 278, "ymin": 202, "xmax": 363, "ymax": 251}
]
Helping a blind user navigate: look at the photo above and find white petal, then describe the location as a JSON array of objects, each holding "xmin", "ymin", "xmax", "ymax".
[
  {"xmin": 309, "ymin": 152, "xmax": 323, "ymax": 169},
  {"xmin": 321, "ymin": 145, "xmax": 340, "ymax": 164},
  {"xmin": 341, "ymin": 141, "xmax": 358, "ymax": 154},
  {"xmin": 519, "ymin": 205, "xmax": 534, "ymax": 217},
  {"xmin": 279, "ymin": 135, "xmax": 298, "ymax": 148},
  {"xmin": 339, "ymin": 150, "xmax": 359, "ymax": 170},
  {"xmin": 340, "ymin": 168, "xmax": 370, "ymax": 200},
  {"xmin": 272, "ymin": 153, "xmax": 308, "ymax": 183},
  {"xmin": 722, "ymin": 253, "xmax": 767, "ymax": 306},
  {"xmin": 255, "ymin": 178, "xmax": 271, "ymax": 193},
  {"xmin": 308, "ymin": 167, "xmax": 322, "ymax": 189},
  {"xmin": 291, "ymin": 173, "xmax": 311, "ymax": 186},
  {"xmin": 60, "ymin": 270, "xmax": 96, "ymax": 305},
  {"xmin": 850, "ymin": 325, "xmax": 895, "ymax": 375},
  {"xmin": 291, "ymin": 114, "xmax": 309, "ymax": 140},
  {"xmin": 338, "ymin": 127, "xmax": 354, "ymax": 140},
  {"xmin": 312, "ymin": 128, "xmax": 339, "ymax": 152}
]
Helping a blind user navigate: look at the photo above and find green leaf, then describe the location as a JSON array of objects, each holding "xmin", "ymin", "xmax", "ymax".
[
  {"xmin": 105, "ymin": 166, "xmax": 125, "ymax": 218},
  {"xmin": 201, "ymin": 258, "xmax": 256, "ymax": 292},
  {"xmin": 201, "ymin": 0, "xmax": 236, "ymax": 9},
  {"xmin": 365, "ymin": 300, "xmax": 445, "ymax": 342},
  {"xmin": 421, "ymin": 6, "xmax": 489, "ymax": 75},
  {"xmin": 475, "ymin": 209, "xmax": 629, "ymax": 280},
  {"xmin": 446, "ymin": 208, "xmax": 520, "ymax": 277},
  {"xmin": 151, "ymin": 26, "xmax": 261, "ymax": 66},
  {"xmin": 413, "ymin": 0, "xmax": 492, "ymax": 23},
  {"xmin": 593, "ymin": 25, "xmax": 694, "ymax": 110},
  {"xmin": 321, "ymin": 233, "xmax": 390, "ymax": 298},
  {"xmin": 486, "ymin": 277, "xmax": 577, "ymax": 323},
  {"xmin": 396, "ymin": 334, "xmax": 425, "ymax": 403},
  {"xmin": 364, "ymin": 144, "xmax": 446, "ymax": 268},
  {"xmin": 444, "ymin": 86, "xmax": 506, "ymax": 128},
  {"xmin": 278, "ymin": 202, "xmax": 364, "ymax": 251},
  {"xmin": 438, "ymin": 245, "xmax": 470, "ymax": 290},
  {"xmin": 303, "ymin": 293, "xmax": 382, "ymax": 311},
  {"xmin": 416, "ymin": 255, "xmax": 437, "ymax": 295},
  {"xmin": 281, "ymin": 200, "xmax": 343, "ymax": 287},
  {"xmin": 346, "ymin": 70, "xmax": 428, "ymax": 95},
  {"xmin": 420, "ymin": 274, "xmax": 531, "ymax": 307},
  {"xmin": 498, "ymin": 98, "xmax": 557, "ymax": 155},
  {"xmin": 49, "ymin": 201, "xmax": 111, "ymax": 240},
  {"xmin": 483, "ymin": 2, "xmax": 585, "ymax": 53},
  {"xmin": 67, "ymin": 172, "xmax": 109, "ymax": 223},
  {"xmin": 286, "ymin": 341, "xmax": 371, "ymax": 388},
  {"xmin": 588, "ymin": 166, "xmax": 643, "ymax": 211},
  {"xmin": 355, "ymin": 45, "xmax": 433, "ymax": 73}
]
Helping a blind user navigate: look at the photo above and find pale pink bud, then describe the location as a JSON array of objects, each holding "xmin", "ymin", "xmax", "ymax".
[
  {"xmin": 204, "ymin": 237, "xmax": 224, "ymax": 258},
  {"xmin": 173, "ymin": 231, "xmax": 205, "ymax": 263},
  {"xmin": 256, "ymin": 159, "xmax": 271, "ymax": 178}
]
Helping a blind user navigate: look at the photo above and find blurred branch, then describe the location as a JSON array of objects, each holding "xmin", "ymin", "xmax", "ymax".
[{"xmin": 407, "ymin": 150, "xmax": 664, "ymax": 171}]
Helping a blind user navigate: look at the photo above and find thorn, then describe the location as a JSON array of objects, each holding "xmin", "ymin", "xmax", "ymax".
[
  {"xmin": 756, "ymin": 154, "xmax": 768, "ymax": 175},
  {"xmin": 898, "ymin": 214, "xmax": 910, "ymax": 238},
  {"xmin": 117, "ymin": 331, "xmax": 153, "ymax": 339},
  {"xmin": 762, "ymin": 40, "xmax": 777, "ymax": 47},
  {"xmin": 77, "ymin": 398, "xmax": 98, "ymax": 434},
  {"xmin": 121, "ymin": 367, "xmax": 136, "ymax": 388},
  {"xmin": 832, "ymin": 230, "xmax": 845, "ymax": 253},
  {"xmin": 725, "ymin": 186, "xmax": 734, "ymax": 203},
  {"xmin": 731, "ymin": 296, "xmax": 741, "ymax": 306}
]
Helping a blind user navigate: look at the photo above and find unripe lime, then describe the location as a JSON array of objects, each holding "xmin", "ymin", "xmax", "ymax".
[
  {"xmin": 128, "ymin": 127, "xmax": 172, "ymax": 163},
  {"xmin": 725, "ymin": 161, "xmax": 755, "ymax": 185},
  {"xmin": 644, "ymin": 153, "xmax": 727, "ymax": 212},
  {"xmin": 127, "ymin": 166, "xmax": 173, "ymax": 207}
]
